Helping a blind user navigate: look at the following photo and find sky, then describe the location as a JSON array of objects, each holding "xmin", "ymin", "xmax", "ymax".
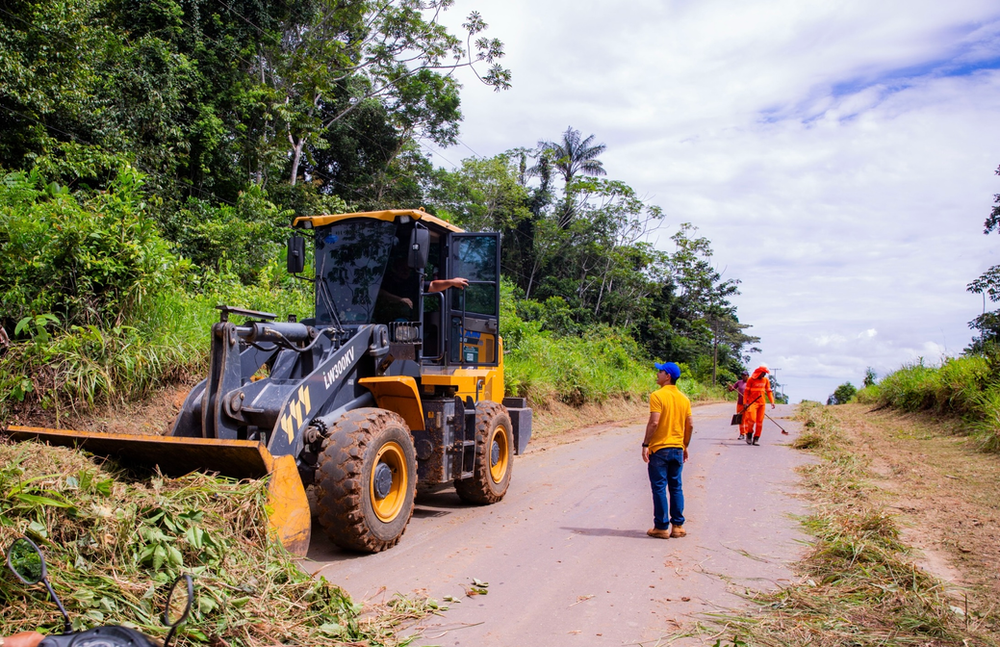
[{"xmin": 422, "ymin": 0, "xmax": 1000, "ymax": 403}]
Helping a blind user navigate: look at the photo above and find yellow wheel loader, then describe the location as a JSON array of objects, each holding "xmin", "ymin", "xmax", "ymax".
[{"xmin": 5, "ymin": 209, "xmax": 532, "ymax": 556}]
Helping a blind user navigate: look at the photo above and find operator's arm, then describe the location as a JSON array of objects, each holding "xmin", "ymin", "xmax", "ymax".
[
  {"xmin": 4, "ymin": 632, "xmax": 45, "ymax": 647},
  {"xmin": 381, "ymin": 291, "xmax": 412, "ymax": 308},
  {"xmin": 683, "ymin": 413, "xmax": 693, "ymax": 462},
  {"xmin": 428, "ymin": 277, "xmax": 468, "ymax": 293},
  {"xmin": 766, "ymin": 379, "xmax": 776, "ymax": 408},
  {"xmin": 642, "ymin": 412, "xmax": 659, "ymax": 463}
]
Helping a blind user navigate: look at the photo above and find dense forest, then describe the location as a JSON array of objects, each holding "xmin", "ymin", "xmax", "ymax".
[{"xmin": 0, "ymin": 0, "xmax": 766, "ymax": 417}]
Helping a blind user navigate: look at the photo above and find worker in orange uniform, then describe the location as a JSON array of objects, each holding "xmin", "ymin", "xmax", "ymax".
[
  {"xmin": 728, "ymin": 371, "xmax": 750, "ymax": 440},
  {"xmin": 743, "ymin": 364, "xmax": 775, "ymax": 445}
]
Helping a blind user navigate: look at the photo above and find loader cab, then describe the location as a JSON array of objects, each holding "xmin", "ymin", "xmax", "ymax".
[
  {"xmin": 294, "ymin": 210, "xmax": 500, "ymax": 371},
  {"xmin": 434, "ymin": 232, "xmax": 500, "ymax": 367}
]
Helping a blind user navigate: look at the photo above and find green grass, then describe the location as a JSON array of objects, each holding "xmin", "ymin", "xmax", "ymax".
[
  {"xmin": 857, "ymin": 355, "xmax": 1000, "ymax": 452},
  {"xmin": 0, "ymin": 267, "xmax": 313, "ymax": 425},
  {"xmin": 503, "ymin": 327, "xmax": 651, "ymax": 405},
  {"xmin": 503, "ymin": 326, "xmax": 727, "ymax": 407}
]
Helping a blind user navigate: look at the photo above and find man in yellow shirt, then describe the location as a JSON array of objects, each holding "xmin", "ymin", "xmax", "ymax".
[{"xmin": 642, "ymin": 362, "xmax": 693, "ymax": 539}]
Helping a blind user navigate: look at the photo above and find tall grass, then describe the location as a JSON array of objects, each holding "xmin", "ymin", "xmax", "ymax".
[
  {"xmin": 857, "ymin": 355, "xmax": 1000, "ymax": 451},
  {"xmin": 0, "ymin": 266, "xmax": 313, "ymax": 425},
  {"xmin": 500, "ymin": 279, "xmax": 726, "ymax": 407},
  {"xmin": 504, "ymin": 327, "xmax": 650, "ymax": 406},
  {"xmin": 2, "ymin": 266, "xmax": 725, "ymax": 424},
  {"xmin": 503, "ymin": 325, "xmax": 725, "ymax": 407}
]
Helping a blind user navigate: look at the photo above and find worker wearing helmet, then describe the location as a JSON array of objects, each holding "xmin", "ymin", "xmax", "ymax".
[{"xmin": 743, "ymin": 364, "xmax": 775, "ymax": 445}]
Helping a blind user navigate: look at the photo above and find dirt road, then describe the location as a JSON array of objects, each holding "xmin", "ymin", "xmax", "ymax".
[{"xmin": 304, "ymin": 403, "xmax": 811, "ymax": 645}]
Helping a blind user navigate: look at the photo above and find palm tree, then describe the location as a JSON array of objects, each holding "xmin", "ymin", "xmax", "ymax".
[
  {"xmin": 533, "ymin": 127, "xmax": 607, "ymax": 228},
  {"xmin": 541, "ymin": 127, "xmax": 607, "ymax": 185}
]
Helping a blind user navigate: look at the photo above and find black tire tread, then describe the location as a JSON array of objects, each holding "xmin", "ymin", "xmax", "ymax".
[
  {"xmin": 455, "ymin": 401, "xmax": 513, "ymax": 505},
  {"xmin": 315, "ymin": 408, "xmax": 416, "ymax": 552}
]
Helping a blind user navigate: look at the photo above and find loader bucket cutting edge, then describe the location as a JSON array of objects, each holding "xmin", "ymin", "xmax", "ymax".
[{"xmin": 3, "ymin": 426, "xmax": 311, "ymax": 557}]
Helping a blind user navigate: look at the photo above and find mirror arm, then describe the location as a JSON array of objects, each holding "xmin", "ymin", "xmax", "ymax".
[{"xmin": 44, "ymin": 579, "xmax": 72, "ymax": 634}]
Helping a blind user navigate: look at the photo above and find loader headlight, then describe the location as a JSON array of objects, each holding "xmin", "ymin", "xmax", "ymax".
[{"xmin": 391, "ymin": 323, "xmax": 420, "ymax": 343}]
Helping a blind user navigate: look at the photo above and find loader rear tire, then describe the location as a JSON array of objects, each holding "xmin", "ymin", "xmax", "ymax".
[
  {"xmin": 455, "ymin": 401, "xmax": 513, "ymax": 505},
  {"xmin": 315, "ymin": 408, "xmax": 416, "ymax": 553}
]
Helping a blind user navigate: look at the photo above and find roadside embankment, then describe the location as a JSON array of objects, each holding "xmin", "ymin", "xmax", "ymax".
[{"xmin": 706, "ymin": 402, "xmax": 999, "ymax": 646}]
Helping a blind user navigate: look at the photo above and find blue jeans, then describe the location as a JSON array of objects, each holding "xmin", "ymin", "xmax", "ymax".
[{"xmin": 647, "ymin": 447, "xmax": 684, "ymax": 529}]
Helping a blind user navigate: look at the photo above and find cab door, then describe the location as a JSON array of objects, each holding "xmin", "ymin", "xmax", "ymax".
[{"xmin": 446, "ymin": 232, "xmax": 500, "ymax": 367}]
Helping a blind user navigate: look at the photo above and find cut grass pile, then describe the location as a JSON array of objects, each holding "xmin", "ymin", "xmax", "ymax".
[
  {"xmin": 704, "ymin": 402, "xmax": 998, "ymax": 646},
  {"xmin": 0, "ymin": 438, "xmax": 436, "ymax": 646}
]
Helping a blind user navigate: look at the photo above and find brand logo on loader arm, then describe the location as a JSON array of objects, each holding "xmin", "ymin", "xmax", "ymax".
[
  {"xmin": 322, "ymin": 347, "xmax": 355, "ymax": 389},
  {"xmin": 280, "ymin": 385, "xmax": 312, "ymax": 443}
]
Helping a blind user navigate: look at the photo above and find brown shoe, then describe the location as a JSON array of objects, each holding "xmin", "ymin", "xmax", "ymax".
[
  {"xmin": 646, "ymin": 527, "xmax": 671, "ymax": 539},
  {"xmin": 669, "ymin": 525, "xmax": 686, "ymax": 538}
]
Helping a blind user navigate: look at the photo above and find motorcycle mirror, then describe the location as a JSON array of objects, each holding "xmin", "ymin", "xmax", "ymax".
[
  {"xmin": 6, "ymin": 536, "xmax": 72, "ymax": 634},
  {"xmin": 7, "ymin": 536, "xmax": 45, "ymax": 584},
  {"xmin": 162, "ymin": 574, "xmax": 193, "ymax": 647}
]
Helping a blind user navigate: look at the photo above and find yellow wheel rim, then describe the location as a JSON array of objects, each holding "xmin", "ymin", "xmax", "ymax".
[
  {"xmin": 370, "ymin": 441, "xmax": 408, "ymax": 523},
  {"xmin": 489, "ymin": 425, "xmax": 509, "ymax": 484}
]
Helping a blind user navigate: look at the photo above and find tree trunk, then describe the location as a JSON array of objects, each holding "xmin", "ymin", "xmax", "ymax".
[
  {"xmin": 712, "ymin": 330, "xmax": 719, "ymax": 387},
  {"xmin": 288, "ymin": 134, "xmax": 304, "ymax": 186}
]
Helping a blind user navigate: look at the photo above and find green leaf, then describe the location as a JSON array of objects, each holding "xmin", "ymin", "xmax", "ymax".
[
  {"xmin": 15, "ymin": 492, "xmax": 75, "ymax": 509},
  {"xmin": 317, "ymin": 623, "xmax": 344, "ymax": 637},
  {"xmin": 153, "ymin": 544, "xmax": 166, "ymax": 571}
]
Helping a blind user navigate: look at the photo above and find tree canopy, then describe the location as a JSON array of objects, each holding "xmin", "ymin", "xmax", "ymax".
[
  {"xmin": 0, "ymin": 0, "xmax": 760, "ymax": 398},
  {"xmin": 967, "ymin": 164, "xmax": 1000, "ymax": 353},
  {"xmin": 425, "ymin": 134, "xmax": 759, "ymax": 384}
]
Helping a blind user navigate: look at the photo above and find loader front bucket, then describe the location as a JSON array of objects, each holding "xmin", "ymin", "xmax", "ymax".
[{"xmin": 3, "ymin": 426, "xmax": 311, "ymax": 556}]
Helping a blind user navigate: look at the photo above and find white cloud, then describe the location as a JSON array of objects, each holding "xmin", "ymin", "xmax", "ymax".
[{"xmin": 428, "ymin": 0, "xmax": 1000, "ymax": 402}]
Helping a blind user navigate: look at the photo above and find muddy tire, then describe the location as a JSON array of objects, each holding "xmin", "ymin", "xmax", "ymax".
[
  {"xmin": 455, "ymin": 401, "xmax": 514, "ymax": 505},
  {"xmin": 315, "ymin": 408, "xmax": 417, "ymax": 552}
]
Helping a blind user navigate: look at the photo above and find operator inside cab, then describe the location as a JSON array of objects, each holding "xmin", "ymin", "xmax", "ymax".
[
  {"xmin": 373, "ymin": 226, "xmax": 467, "ymax": 326},
  {"xmin": 373, "ymin": 241, "xmax": 420, "ymax": 322}
]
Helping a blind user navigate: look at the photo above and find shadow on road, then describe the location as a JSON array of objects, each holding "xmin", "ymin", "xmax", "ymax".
[{"xmin": 561, "ymin": 526, "xmax": 650, "ymax": 539}]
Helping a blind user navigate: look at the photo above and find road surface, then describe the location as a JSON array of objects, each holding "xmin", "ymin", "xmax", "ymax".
[{"xmin": 303, "ymin": 402, "xmax": 811, "ymax": 645}]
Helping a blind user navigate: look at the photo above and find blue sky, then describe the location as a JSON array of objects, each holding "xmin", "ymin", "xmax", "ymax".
[{"xmin": 424, "ymin": 0, "xmax": 1000, "ymax": 402}]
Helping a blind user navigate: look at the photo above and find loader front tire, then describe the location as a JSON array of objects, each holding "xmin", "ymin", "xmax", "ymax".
[
  {"xmin": 455, "ymin": 401, "xmax": 513, "ymax": 505},
  {"xmin": 315, "ymin": 408, "xmax": 416, "ymax": 553}
]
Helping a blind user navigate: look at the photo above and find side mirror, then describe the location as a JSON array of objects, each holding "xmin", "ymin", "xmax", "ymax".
[
  {"xmin": 287, "ymin": 235, "xmax": 306, "ymax": 274},
  {"xmin": 162, "ymin": 574, "xmax": 194, "ymax": 647},
  {"xmin": 7, "ymin": 536, "xmax": 45, "ymax": 584},
  {"xmin": 408, "ymin": 227, "xmax": 429, "ymax": 270},
  {"xmin": 6, "ymin": 536, "xmax": 72, "ymax": 634}
]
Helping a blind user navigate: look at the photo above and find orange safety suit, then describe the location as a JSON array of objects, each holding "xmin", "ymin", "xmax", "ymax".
[{"xmin": 743, "ymin": 367, "xmax": 775, "ymax": 438}]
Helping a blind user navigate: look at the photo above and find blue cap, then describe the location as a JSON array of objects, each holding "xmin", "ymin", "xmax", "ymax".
[{"xmin": 654, "ymin": 362, "xmax": 681, "ymax": 381}]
